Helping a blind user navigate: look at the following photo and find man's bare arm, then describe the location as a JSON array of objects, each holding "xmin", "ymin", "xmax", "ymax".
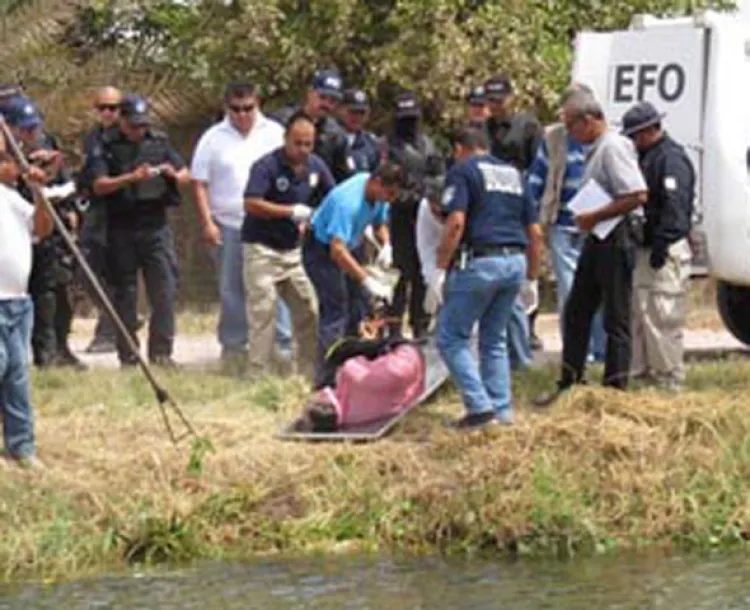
[
  {"xmin": 330, "ymin": 238, "xmax": 367, "ymax": 283},
  {"xmin": 436, "ymin": 211, "xmax": 465, "ymax": 270}
]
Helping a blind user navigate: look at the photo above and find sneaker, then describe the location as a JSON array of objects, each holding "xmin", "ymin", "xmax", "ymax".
[
  {"xmin": 451, "ymin": 411, "xmax": 498, "ymax": 430},
  {"xmin": 16, "ymin": 455, "xmax": 45, "ymax": 471},
  {"xmin": 84, "ymin": 336, "xmax": 117, "ymax": 354},
  {"xmin": 496, "ymin": 408, "xmax": 514, "ymax": 425},
  {"xmin": 150, "ymin": 355, "xmax": 179, "ymax": 370}
]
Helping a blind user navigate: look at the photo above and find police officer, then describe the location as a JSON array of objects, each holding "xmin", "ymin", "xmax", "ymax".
[
  {"xmin": 385, "ymin": 91, "xmax": 439, "ymax": 338},
  {"xmin": 484, "ymin": 73, "xmax": 545, "ymax": 356},
  {"xmin": 90, "ymin": 95, "xmax": 190, "ymax": 368},
  {"xmin": 465, "ymin": 86, "xmax": 489, "ymax": 130},
  {"xmin": 6, "ymin": 95, "xmax": 85, "ymax": 369},
  {"xmin": 0, "ymin": 83, "xmax": 22, "ymax": 152},
  {"xmin": 621, "ymin": 101, "xmax": 695, "ymax": 391},
  {"xmin": 79, "ymin": 86, "xmax": 123, "ymax": 354},
  {"xmin": 427, "ymin": 126, "xmax": 541, "ymax": 429},
  {"xmin": 242, "ymin": 111, "xmax": 335, "ymax": 379},
  {"xmin": 270, "ymin": 68, "xmax": 348, "ymax": 185},
  {"xmin": 333, "ymin": 88, "xmax": 381, "ymax": 182}
]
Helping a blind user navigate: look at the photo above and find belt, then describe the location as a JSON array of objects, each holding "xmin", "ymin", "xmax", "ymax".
[{"xmin": 470, "ymin": 245, "xmax": 525, "ymax": 258}]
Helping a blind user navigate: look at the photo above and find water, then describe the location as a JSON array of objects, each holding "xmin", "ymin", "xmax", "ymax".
[{"xmin": 1, "ymin": 553, "xmax": 749, "ymax": 609}]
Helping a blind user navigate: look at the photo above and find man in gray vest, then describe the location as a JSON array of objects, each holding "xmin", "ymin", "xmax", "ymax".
[{"xmin": 526, "ymin": 84, "xmax": 605, "ymax": 361}]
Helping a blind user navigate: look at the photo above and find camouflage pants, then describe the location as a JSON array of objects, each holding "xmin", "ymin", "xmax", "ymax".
[
  {"xmin": 631, "ymin": 239, "xmax": 692, "ymax": 388},
  {"xmin": 243, "ymin": 243, "xmax": 318, "ymax": 380}
]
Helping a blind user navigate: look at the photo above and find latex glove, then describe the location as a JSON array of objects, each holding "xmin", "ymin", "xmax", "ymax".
[
  {"xmin": 376, "ymin": 242, "xmax": 393, "ymax": 269},
  {"xmin": 424, "ymin": 269, "xmax": 446, "ymax": 315},
  {"xmin": 518, "ymin": 279, "xmax": 539, "ymax": 315},
  {"xmin": 42, "ymin": 181, "xmax": 76, "ymax": 201},
  {"xmin": 362, "ymin": 275, "xmax": 394, "ymax": 303},
  {"xmin": 290, "ymin": 204, "xmax": 313, "ymax": 223}
]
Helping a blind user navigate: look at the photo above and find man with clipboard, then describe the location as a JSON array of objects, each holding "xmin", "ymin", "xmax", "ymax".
[{"xmin": 535, "ymin": 90, "xmax": 647, "ymax": 406}]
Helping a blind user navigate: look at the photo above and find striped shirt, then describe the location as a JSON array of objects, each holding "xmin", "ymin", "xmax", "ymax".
[{"xmin": 526, "ymin": 135, "xmax": 588, "ymax": 226}]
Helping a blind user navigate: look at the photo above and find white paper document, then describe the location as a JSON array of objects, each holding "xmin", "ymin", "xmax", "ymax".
[{"xmin": 567, "ymin": 179, "xmax": 622, "ymax": 240}]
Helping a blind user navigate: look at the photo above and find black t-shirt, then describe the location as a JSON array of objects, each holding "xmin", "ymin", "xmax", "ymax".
[{"xmin": 89, "ymin": 128, "xmax": 185, "ymax": 230}]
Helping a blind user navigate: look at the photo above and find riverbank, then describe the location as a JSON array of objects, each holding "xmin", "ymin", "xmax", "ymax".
[{"xmin": 3, "ymin": 356, "xmax": 750, "ymax": 582}]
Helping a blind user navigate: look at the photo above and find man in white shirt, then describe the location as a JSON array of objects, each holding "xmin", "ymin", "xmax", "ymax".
[
  {"xmin": 0, "ymin": 150, "xmax": 53, "ymax": 468},
  {"xmin": 191, "ymin": 82, "xmax": 293, "ymax": 362}
]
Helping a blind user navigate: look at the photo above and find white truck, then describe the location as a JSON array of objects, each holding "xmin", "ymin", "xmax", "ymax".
[{"xmin": 572, "ymin": 3, "xmax": 750, "ymax": 345}]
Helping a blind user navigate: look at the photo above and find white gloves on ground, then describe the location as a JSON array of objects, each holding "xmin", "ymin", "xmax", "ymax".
[
  {"xmin": 518, "ymin": 279, "xmax": 539, "ymax": 315},
  {"xmin": 362, "ymin": 275, "xmax": 394, "ymax": 303},
  {"xmin": 376, "ymin": 242, "xmax": 393, "ymax": 269},
  {"xmin": 290, "ymin": 204, "xmax": 313, "ymax": 223},
  {"xmin": 424, "ymin": 269, "xmax": 446, "ymax": 315}
]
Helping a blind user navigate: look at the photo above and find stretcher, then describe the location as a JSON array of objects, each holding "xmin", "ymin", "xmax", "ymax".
[{"xmin": 277, "ymin": 336, "xmax": 449, "ymax": 442}]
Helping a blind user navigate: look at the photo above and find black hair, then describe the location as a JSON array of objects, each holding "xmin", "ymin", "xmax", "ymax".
[
  {"xmin": 286, "ymin": 110, "xmax": 316, "ymax": 132},
  {"xmin": 373, "ymin": 161, "xmax": 406, "ymax": 188},
  {"xmin": 451, "ymin": 126, "xmax": 490, "ymax": 151},
  {"xmin": 223, "ymin": 82, "xmax": 259, "ymax": 102}
]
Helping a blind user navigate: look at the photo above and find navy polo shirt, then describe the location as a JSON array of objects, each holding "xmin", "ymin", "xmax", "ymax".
[
  {"xmin": 242, "ymin": 148, "xmax": 335, "ymax": 250},
  {"xmin": 442, "ymin": 153, "xmax": 538, "ymax": 248}
]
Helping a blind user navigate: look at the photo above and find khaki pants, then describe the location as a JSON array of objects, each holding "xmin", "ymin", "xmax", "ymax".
[
  {"xmin": 243, "ymin": 243, "xmax": 318, "ymax": 379},
  {"xmin": 631, "ymin": 239, "xmax": 692, "ymax": 388}
]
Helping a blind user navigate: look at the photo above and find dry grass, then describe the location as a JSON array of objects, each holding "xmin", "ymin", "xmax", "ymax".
[{"xmin": 2, "ymin": 357, "xmax": 750, "ymax": 582}]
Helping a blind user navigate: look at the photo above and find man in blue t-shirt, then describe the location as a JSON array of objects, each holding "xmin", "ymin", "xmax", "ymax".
[
  {"xmin": 303, "ymin": 163, "xmax": 405, "ymax": 388},
  {"xmin": 243, "ymin": 112, "xmax": 335, "ymax": 379},
  {"xmin": 428, "ymin": 126, "xmax": 542, "ymax": 429}
]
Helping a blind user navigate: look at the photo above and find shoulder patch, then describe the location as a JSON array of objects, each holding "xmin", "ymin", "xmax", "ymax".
[
  {"xmin": 309, "ymin": 172, "xmax": 319, "ymax": 188},
  {"xmin": 664, "ymin": 176, "xmax": 677, "ymax": 191},
  {"xmin": 441, "ymin": 186, "xmax": 455, "ymax": 207}
]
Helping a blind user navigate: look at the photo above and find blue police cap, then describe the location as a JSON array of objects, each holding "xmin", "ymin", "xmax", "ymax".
[
  {"xmin": 484, "ymin": 74, "xmax": 513, "ymax": 100},
  {"xmin": 343, "ymin": 88, "xmax": 369, "ymax": 111},
  {"xmin": 121, "ymin": 94, "xmax": 152, "ymax": 126},
  {"xmin": 395, "ymin": 91, "xmax": 420, "ymax": 119},
  {"xmin": 4, "ymin": 95, "xmax": 43, "ymax": 130},
  {"xmin": 621, "ymin": 101, "xmax": 666, "ymax": 137},
  {"xmin": 466, "ymin": 86, "xmax": 487, "ymax": 105},
  {"xmin": 312, "ymin": 69, "xmax": 343, "ymax": 100}
]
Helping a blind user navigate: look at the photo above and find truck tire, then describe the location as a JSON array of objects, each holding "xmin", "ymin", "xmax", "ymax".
[{"xmin": 717, "ymin": 281, "xmax": 750, "ymax": 346}]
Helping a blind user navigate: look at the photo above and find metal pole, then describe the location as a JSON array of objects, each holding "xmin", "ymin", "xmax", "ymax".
[{"xmin": 0, "ymin": 116, "xmax": 197, "ymax": 444}]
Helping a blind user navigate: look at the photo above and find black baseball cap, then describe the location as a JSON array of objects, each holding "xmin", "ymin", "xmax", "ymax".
[
  {"xmin": 621, "ymin": 101, "xmax": 666, "ymax": 136},
  {"xmin": 466, "ymin": 85, "xmax": 487, "ymax": 106},
  {"xmin": 484, "ymin": 74, "xmax": 513, "ymax": 100},
  {"xmin": 312, "ymin": 69, "xmax": 343, "ymax": 99},
  {"xmin": 120, "ymin": 94, "xmax": 151, "ymax": 126},
  {"xmin": 395, "ymin": 91, "xmax": 420, "ymax": 119},
  {"xmin": 343, "ymin": 88, "xmax": 369, "ymax": 111}
]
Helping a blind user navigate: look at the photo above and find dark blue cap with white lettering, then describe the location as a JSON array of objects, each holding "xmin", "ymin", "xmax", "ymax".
[
  {"xmin": 4, "ymin": 95, "xmax": 43, "ymax": 129},
  {"xmin": 621, "ymin": 101, "xmax": 666, "ymax": 136},
  {"xmin": 395, "ymin": 91, "xmax": 420, "ymax": 118},
  {"xmin": 343, "ymin": 88, "xmax": 369, "ymax": 111},
  {"xmin": 121, "ymin": 94, "xmax": 152, "ymax": 126},
  {"xmin": 312, "ymin": 69, "xmax": 343, "ymax": 100},
  {"xmin": 484, "ymin": 74, "xmax": 513, "ymax": 100},
  {"xmin": 466, "ymin": 86, "xmax": 487, "ymax": 105}
]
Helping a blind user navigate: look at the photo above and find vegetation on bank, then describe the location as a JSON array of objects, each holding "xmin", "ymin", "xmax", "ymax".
[{"xmin": 3, "ymin": 356, "xmax": 750, "ymax": 582}]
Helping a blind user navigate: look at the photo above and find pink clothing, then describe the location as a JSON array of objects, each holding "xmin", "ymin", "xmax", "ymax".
[{"xmin": 314, "ymin": 344, "xmax": 425, "ymax": 428}]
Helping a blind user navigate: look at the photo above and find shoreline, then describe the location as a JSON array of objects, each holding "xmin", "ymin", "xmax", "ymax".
[{"xmin": 3, "ymin": 357, "xmax": 750, "ymax": 582}]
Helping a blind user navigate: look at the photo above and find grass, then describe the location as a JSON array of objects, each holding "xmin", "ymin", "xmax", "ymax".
[{"xmin": 2, "ymin": 353, "xmax": 750, "ymax": 583}]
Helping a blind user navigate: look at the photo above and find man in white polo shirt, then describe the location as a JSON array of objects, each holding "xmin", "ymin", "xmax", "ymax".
[
  {"xmin": 0, "ymin": 150, "xmax": 53, "ymax": 468},
  {"xmin": 191, "ymin": 82, "xmax": 293, "ymax": 363}
]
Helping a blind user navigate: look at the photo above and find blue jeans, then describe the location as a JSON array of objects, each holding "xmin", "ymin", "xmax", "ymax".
[
  {"xmin": 0, "ymin": 298, "xmax": 35, "ymax": 458},
  {"xmin": 302, "ymin": 236, "xmax": 369, "ymax": 388},
  {"xmin": 508, "ymin": 300, "xmax": 532, "ymax": 370},
  {"xmin": 548, "ymin": 225, "xmax": 606, "ymax": 359},
  {"xmin": 214, "ymin": 222, "xmax": 292, "ymax": 354},
  {"xmin": 437, "ymin": 254, "xmax": 526, "ymax": 416}
]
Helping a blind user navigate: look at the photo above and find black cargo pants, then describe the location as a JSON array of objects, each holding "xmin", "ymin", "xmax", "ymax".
[{"xmin": 108, "ymin": 224, "xmax": 176, "ymax": 364}]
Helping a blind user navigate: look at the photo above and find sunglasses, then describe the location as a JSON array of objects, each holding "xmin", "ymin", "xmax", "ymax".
[
  {"xmin": 229, "ymin": 104, "xmax": 256, "ymax": 114},
  {"xmin": 96, "ymin": 103, "xmax": 120, "ymax": 112}
]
